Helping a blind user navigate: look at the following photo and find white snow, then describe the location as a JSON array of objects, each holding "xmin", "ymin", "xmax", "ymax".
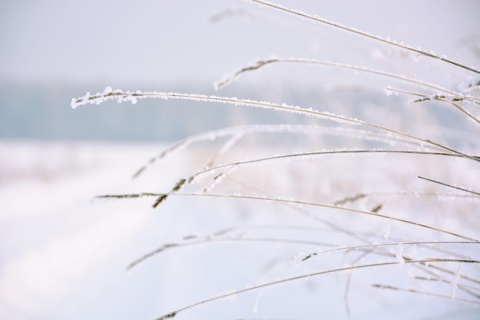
[{"xmin": 0, "ymin": 139, "xmax": 478, "ymax": 320}]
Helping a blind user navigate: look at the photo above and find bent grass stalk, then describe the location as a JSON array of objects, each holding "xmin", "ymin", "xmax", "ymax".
[
  {"xmin": 181, "ymin": 149, "xmax": 477, "ymax": 187},
  {"xmin": 414, "ymin": 276, "xmax": 480, "ymax": 294},
  {"xmin": 71, "ymin": 90, "xmax": 478, "ymax": 164},
  {"xmin": 126, "ymin": 237, "xmax": 474, "ymax": 271},
  {"xmin": 214, "ymin": 57, "xmax": 475, "ymax": 101},
  {"xmin": 126, "ymin": 237, "xmax": 336, "ymax": 271},
  {"xmin": 101, "ymin": 186, "xmax": 478, "ymax": 300},
  {"xmin": 154, "ymin": 258, "xmax": 480, "ymax": 320},
  {"xmin": 132, "ymin": 124, "xmax": 444, "ymax": 178},
  {"xmin": 418, "ymin": 176, "xmax": 480, "ymax": 196},
  {"xmin": 159, "ymin": 148, "xmax": 479, "ymax": 204},
  {"xmin": 100, "ymin": 189, "xmax": 477, "ymax": 269},
  {"xmin": 121, "ymin": 229, "xmax": 478, "ymax": 300},
  {"xmin": 160, "ymin": 148, "xmax": 478, "ymax": 203},
  {"xmin": 300, "ymin": 241, "xmax": 478, "ymax": 262},
  {"xmin": 214, "ymin": 57, "xmax": 480, "ymax": 124},
  {"xmin": 385, "ymin": 87, "xmax": 480, "ymax": 125},
  {"xmin": 250, "ymin": 0, "xmax": 480, "ymax": 75},
  {"xmin": 371, "ymin": 284, "xmax": 480, "ymax": 305},
  {"xmin": 97, "ymin": 192, "xmax": 479, "ymax": 242},
  {"xmin": 225, "ymin": 177, "xmax": 479, "ymax": 262}
]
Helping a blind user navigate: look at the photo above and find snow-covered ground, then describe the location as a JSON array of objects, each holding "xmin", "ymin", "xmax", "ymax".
[
  {"xmin": 1, "ymin": 140, "xmax": 478, "ymax": 320},
  {"xmin": 0, "ymin": 142, "xmax": 158, "ymax": 319}
]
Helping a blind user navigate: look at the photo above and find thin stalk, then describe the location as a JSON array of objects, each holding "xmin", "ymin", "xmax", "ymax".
[
  {"xmin": 71, "ymin": 90, "xmax": 479, "ymax": 164},
  {"xmin": 132, "ymin": 124, "xmax": 442, "ymax": 179},
  {"xmin": 128, "ymin": 238, "xmax": 476, "ymax": 271},
  {"xmin": 371, "ymin": 284, "xmax": 480, "ymax": 305},
  {"xmin": 418, "ymin": 176, "xmax": 480, "ymax": 196},
  {"xmin": 412, "ymin": 276, "xmax": 480, "ymax": 299},
  {"xmin": 388, "ymin": 87, "xmax": 480, "ymax": 125},
  {"xmin": 154, "ymin": 258, "xmax": 480, "ymax": 320},
  {"xmin": 156, "ymin": 146, "xmax": 474, "ymax": 204},
  {"xmin": 301, "ymin": 241, "xmax": 478, "ymax": 262},
  {"xmin": 127, "ymin": 237, "xmax": 335, "ymax": 270},
  {"xmin": 187, "ymin": 149, "xmax": 476, "ymax": 183},
  {"xmin": 250, "ymin": 0, "xmax": 480, "ymax": 74},
  {"xmin": 97, "ymin": 192, "xmax": 479, "ymax": 242},
  {"xmin": 216, "ymin": 58, "xmax": 477, "ymax": 105}
]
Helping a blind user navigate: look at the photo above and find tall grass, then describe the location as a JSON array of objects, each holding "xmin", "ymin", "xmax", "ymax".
[{"xmin": 73, "ymin": 1, "xmax": 479, "ymax": 319}]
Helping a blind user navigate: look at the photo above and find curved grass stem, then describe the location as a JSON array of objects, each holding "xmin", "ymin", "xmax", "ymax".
[
  {"xmin": 154, "ymin": 258, "xmax": 480, "ymax": 320},
  {"xmin": 187, "ymin": 149, "xmax": 476, "ymax": 184},
  {"xmin": 215, "ymin": 58, "xmax": 477, "ymax": 106},
  {"xmin": 132, "ymin": 124, "xmax": 445, "ymax": 179},
  {"xmin": 72, "ymin": 90, "xmax": 479, "ymax": 165},
  {"xmin": 250, "ymin": 0, "xmax": 480, "ymax": 75},
  {"xmin": 97, "ymin": 192, "xmax": 479, "ymax": 242}
]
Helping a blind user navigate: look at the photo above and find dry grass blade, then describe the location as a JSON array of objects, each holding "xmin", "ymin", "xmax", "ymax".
[
  {"xmin": 97, "ymin": 192, "xmax": 479, "ymax": 242},
  {"xmin": 387, "ymin": 87, "xmax": 480, "ymax": 125},
  {"xmin": 132, "ymin": 124, "xmax": 445, "ymax": 179},
  {"xmin": 418, "ymin": 176, "xmax": 480, "ymax": 196},
  {"xmin": 186, "ymin": 149, "xmax": 475, "ymax": 184},
  {"xmin": 154, "ymin": 258, "xmax": 480, "ymax": 320},
  {"xmin": 216, "ymin": 56, "xmax": 480, "ymax": 126},
  {"xmin": 250, "ymin": 0, "xmax": 480, "ymax": 74},
  {"xmin": 127, "ymin": 237, "xmax": 335, "ymax": 270},
  {"xmin": 300, "ymin": 241, "xmax": 478, "ymax": 262},
  {"xmin": 71, "ymin": 90, "xmax": 479, "ymax": 163},
  {"xmin": 413, "ymin": 277, "xmax": 480, "ymax": 299},
  {"xmin": 371, "ymin": 284, "xmax": 480, "ymax": 305},
  {"xmin": 215, "ymin": 58, "xmax": 476, "ymax": 105}
]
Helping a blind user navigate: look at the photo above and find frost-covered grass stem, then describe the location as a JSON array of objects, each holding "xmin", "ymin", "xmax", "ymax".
[
  {"xmin": 154, "ymin": 258, "xmax": 480, "ymax": 320},
  {"xmin": 250, "ymin": 0, "xmax": 480, "ymax": 74}
]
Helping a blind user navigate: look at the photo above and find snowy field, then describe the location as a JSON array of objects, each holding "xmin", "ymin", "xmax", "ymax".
[{"xmin": 1, "ymin": 139, "xmax": 478, "ymax": 320}]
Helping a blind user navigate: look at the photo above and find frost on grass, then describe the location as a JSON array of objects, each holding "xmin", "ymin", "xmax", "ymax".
[
  {"xmin": 251, "ymin": 0, "xmax": 480, "ymax": 74},
  {"xmin": 457, "ymin": 75, "xmax": 480, "ymax": 93},
  {"xmin": 395, "ymin": 243, "xmax": 405, "ymax": 264},
  {"xmin": 137, "ymin": 124, "xmax": 438, "ymax": 177},
  {"xmin": 215, "ymin": 56, "xmax": 464, "ymax": 103},
  {"xmin": 71, "ymin": 1, "xmax": 480, "ymax": 318},
  {"xmin": 214, "ymin": 56, "xmax": 279, "ymax": 90},
  {"xmin": 252, "ymin": 288, "xmax": 267, "ymax": 314},
  {"xmin": 450, "ymin": 264, "xmax": 461, "ymax": 299},
  {"xmin": 71, "ymin": 88, "xmax": 369, "ymax": 127},
  {"xmin": 71, "ymin": 86, "xmax": 140, "ymax": 109},
  {"xmin": 72, "ymin": 87, "xmax": 477, "ymax": 159}
]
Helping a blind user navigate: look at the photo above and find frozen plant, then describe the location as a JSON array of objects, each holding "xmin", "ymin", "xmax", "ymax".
[{"xmin": 73, "ymin": 1, "xmax": 480, "ymax": 319}]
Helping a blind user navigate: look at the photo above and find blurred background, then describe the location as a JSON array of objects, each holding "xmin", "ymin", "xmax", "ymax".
[
  {"xmin": 1, "ymin": 0, "xmax": 479, "ymax": 141},
  {"xmin": 1, "ymin": 1, "xmax": 479, "ymax": 319}
]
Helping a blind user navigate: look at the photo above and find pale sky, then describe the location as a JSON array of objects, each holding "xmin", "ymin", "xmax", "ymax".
[{"xmin": 1, "ymin": 0, "xmax": 478, "ymax": 87}]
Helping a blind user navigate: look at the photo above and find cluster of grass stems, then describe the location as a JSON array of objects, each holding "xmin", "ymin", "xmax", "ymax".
[{"xmin": 73, "ymin": 1, "xmax": 479, "ymax": 319}]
